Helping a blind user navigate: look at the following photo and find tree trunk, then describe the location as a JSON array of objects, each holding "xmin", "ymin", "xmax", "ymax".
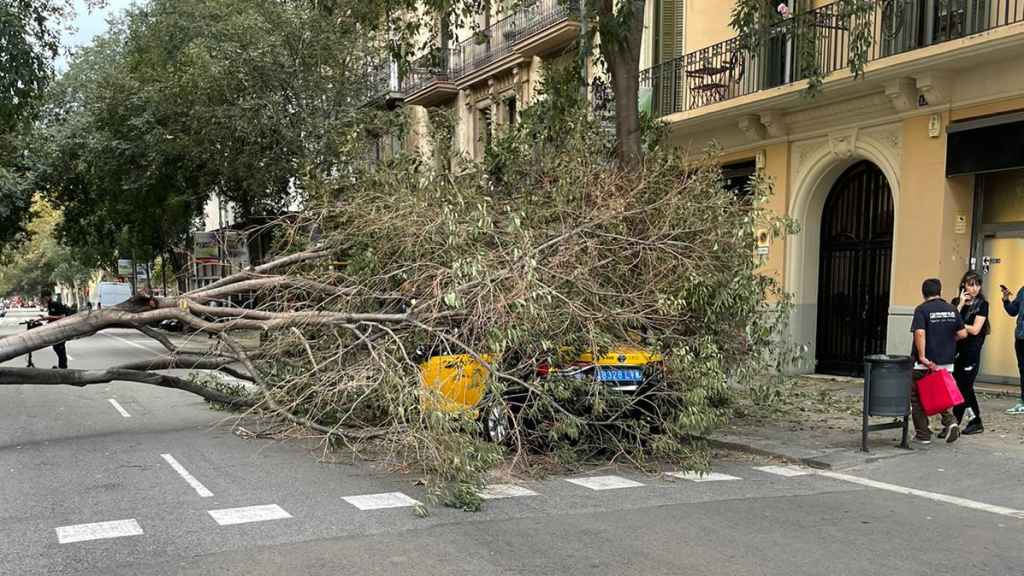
[{"xmin": 597, "ymin": 0, "xmax": 646, "ymax": 165}]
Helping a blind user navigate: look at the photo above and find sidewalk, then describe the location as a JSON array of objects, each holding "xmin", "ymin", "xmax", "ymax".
[{"xmin": 712, "ymin": 375, "xmax": 1024, "ymax": 470}]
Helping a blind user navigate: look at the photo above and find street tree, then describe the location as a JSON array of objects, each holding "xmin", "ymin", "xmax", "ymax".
[
  {"xmin": 32, "ymin": 0, "xmax": 374, "ymax": 281},
  {"xmin": 0, "ymin": 1, "xmax": 108, "ymax": 249}
]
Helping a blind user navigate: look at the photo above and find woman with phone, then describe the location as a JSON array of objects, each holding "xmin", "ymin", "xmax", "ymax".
[
  {"xmin": 1002, "ymin": 283, "xmax": 1024, "ymax": 414},
  {"xmin": 951, "ymin": 271, "xmax": 989, "ymax": 434}
]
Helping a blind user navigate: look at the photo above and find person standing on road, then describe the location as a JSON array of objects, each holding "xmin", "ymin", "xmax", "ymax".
[
  {"xmin": 951, "ymin": 271, "xmax": 989, "ymax": 434},
  {"xmin": 1001, "ymin": 283, "xmax": 1024, "ymax": 414},
  {"xmin": 40, "ymin": 290, "xmax": 72, "ymax": 369},
  {"xmin": 910, "ymin": 278, "xmax": 967, "ymax": 444}
]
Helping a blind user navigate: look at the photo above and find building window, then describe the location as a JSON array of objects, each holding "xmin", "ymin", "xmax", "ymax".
[
  {"xmin": 722, "ymin": 160, "xmax": 757, "ymax": 201},
  {"xmin": 505, "ymin": 97, "xmax": 517, "ymax": 128},
  {"xmin": 475, "ymin": 107, "xmax": 493, "ymax": 159}
]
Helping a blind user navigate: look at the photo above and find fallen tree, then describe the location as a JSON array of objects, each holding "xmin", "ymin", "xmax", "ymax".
[{"xmin": 1, "ymin": 65, "xmax": 798, "ymax": 510}]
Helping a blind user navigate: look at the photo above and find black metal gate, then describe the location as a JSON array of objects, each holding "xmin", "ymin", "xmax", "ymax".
[{"xmin": 816, "ymin": 161, "xmax": 894, "ymax": 376}]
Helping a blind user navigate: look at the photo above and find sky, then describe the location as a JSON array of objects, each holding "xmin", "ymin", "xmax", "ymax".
[{"xmin": 56, "ymin": 0, "xmax": 137, "ymax": 71}]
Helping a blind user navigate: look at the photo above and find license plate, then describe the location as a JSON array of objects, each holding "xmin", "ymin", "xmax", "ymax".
[{"xmin": 597, "ymin": 368, "xmax": 643, "ymax": 382}]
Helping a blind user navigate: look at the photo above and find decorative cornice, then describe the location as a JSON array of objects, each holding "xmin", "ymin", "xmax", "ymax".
[
  {"xmin": 883, "ymin": 78, "xmax": 917, "ymax": 112},
  {"xmin": 916, "ymin": 72, "xmax": 951, "ymax": 106},
  {"xmin": 738, "ymin": 115, "xmax": 766, "ymax": 141},
  {"xmin": 760, "ymin": 110, "xmax": 787, "ymax": 138},
  {"xmin": 785, "ymin": 93, "xmax": 893, "ymax": 134}
]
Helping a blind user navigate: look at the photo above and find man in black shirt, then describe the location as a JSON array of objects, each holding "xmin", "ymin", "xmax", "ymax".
[
  {"xmin": 910, "ymin": 278, "xmax": 967, "ymax": 444},
  {"xmin": 40, "ymin": 290, "xmax": 71, "ymax": 369}
]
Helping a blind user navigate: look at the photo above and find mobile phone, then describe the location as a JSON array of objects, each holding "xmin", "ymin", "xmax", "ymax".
[{"xmin": 1001, "ymin": 284, "xmax": 1009, "ymax": 291}]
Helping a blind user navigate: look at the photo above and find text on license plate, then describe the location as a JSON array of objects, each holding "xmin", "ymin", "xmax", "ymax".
[{"xmin": 597, "ymin": 368, "xmax": 643, "ymax": 382}]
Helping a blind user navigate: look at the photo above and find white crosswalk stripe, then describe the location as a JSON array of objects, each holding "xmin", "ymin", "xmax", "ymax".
[
  {"xmin": 754, "ymin": 465, "xmax": 812, "ymax": 477},
  {"xmin": 668, "ymin": 471, "xmax": 742, "ymax": 482},
  {"xmin": 343, "ymin": 492, "xmax": 421, "ymax": 510},
  {"xmin": 565, "ymin": 475, "xmax": 644, "ymax": 491},
  {"xmin": 208, "ymin": 504, "xmax": 292, "ymax": 526},
  {"xmin": 56, "ymin": 519, "xmax": 143, "ymax": 544},
  {"xmin": 479, "ymin": 484, "xmax": 539, "ymax": 499}
]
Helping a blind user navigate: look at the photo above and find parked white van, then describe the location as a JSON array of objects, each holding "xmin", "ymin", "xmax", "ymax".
[{"xmin": 94, "ymin": 282, "xmax": 132, "ymax": 309}]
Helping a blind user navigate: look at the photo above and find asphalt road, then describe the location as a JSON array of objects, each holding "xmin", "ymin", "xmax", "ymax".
[{"xmin": 2, "ymin": 307, "xmax": 1023, "ymax": 575}]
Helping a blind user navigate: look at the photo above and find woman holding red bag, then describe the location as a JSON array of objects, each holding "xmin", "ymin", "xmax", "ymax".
[{"xmin": 951, "ymin": 271, "xmax": 989, "ymax": 435}]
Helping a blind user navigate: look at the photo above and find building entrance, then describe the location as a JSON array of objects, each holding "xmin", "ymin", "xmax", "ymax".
[{"xmin": 816, "ymin": 161, "xmax": 894, "ymax": 376}]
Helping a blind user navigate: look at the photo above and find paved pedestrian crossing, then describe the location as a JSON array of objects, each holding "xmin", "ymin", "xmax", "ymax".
[{"xmin": 52, "ymin": 462, "xmax": 821, "ymax": 545}]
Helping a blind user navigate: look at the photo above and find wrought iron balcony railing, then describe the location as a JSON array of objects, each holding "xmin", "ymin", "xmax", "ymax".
[
  {"xmin": 403, "ymin": 51, "xmax": 453, "ymax": 96},
  {"xmin": 450, "ymin": 0, "xmax": 576, "ymax": 78},
  {"xmin": 405, "ymin": 0, "xmax": 576, "ymax": 94},
  {"xmin": 364, "ymin": 58, "xmax": 403, "ymax": 105},
  {"xmin": 640, "ymin": 0, "xmax": 1024, "ymax": 118}
]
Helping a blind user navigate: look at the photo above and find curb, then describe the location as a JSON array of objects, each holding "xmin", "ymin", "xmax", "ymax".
[{"xmin": 706, "ymin": 434, "xmax": 915, "ymax": 471}]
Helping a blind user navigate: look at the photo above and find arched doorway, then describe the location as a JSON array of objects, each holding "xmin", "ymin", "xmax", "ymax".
[{"xmin": 815, "ymin": 161, "xmax": 894, "ymax": 376}]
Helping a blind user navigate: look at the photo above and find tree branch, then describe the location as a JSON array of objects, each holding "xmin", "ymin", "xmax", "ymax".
[{"xmin": 0, "ymin": 367, "xmax": 257, "ymax": 408}]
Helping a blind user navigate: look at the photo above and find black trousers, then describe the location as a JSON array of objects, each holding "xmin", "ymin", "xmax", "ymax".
[
  {"xmin": 1016, "ymin": 338, "xmax": 1024, "ymax": 403},
  {"xmin": 953, "ymin": 356, "xmax": 981, "ymax": 424},
  {"xmin": 53, "ymin": 342, "xmax": 68, "ymax": 369}
]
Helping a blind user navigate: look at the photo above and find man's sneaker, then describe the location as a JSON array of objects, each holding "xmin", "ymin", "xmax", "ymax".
[
  {"xmin": 938, "ymin": 427, "xmax": 949, "ymax": 439},
  {"xmin": 1007, "ymin": 403, "xmax": 1024, "ymax": 414},
  {"xmin": 945, "ymin": 423, "xmax": 960, "ymax": 444},
  {"xmin": 962, "ymin": 420, "xmax": 984, "ymax": 435},
  {"xmin": 914, "ymin": 437, "xmax": 932, "ymax": 445}
]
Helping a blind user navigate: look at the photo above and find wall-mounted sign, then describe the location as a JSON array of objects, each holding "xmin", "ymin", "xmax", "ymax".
[
  {"xmin": 954, "ymin": 213, "xmax": 968, "ymax": 235},
  {"xmin": 756, "ymin": 228, "xmax": 771, "ymax": 256},
  {"xmin": 194, "ymin": 231, "xmax": 219, "ymax": 263}
]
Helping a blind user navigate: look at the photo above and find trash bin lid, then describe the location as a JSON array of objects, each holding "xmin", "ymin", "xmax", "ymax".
[{"xmin": 863, "ymin": 354, "xmax": 913, "ymax": 364}]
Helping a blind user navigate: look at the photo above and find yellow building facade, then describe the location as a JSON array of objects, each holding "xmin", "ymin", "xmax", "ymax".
[
  {"xmin": 378, "ymin": 0, "xmax": 1024, "ymax": 382},
  {"xmin": 650, "ymin": 0, "xmax": 1024, "ymax": 381}
]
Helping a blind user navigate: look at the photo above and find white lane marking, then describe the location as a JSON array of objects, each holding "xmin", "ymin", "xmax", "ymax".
[
  {"xmin": 669, "ymin": 471, "xmax": 742, "ymax": 482},
  {"xmin": 754, "ymin": 465, "xmax": 811, "ymax": 477},
  {"xmin": 103, "ymin": 332, "xmax": 162, "ymax": 353},
  {"xmin": 343, "ymin": 492, "xmax": 421, "ymax": 510},
  {"xmin": 565, "ymin": 475, "xmax": 644, "ymax": 491},
  {"xmin": 107, "ymin": 398, "xmax": 131, "ymax": 418},
  {"xmin": 161, "ymin": 454, "xmax": 213, "ymax": 498},
  {"xmin": 208, "ymin": 504, "xmax": 292, "ymax": 526},
  {"xmin": 479, "ymin": 484, "xmax": 539, "ymax": 499},
  {"xmin": 819, "ymin": 470, "xmax": 1024, "ymax": 520},
  {"xmin": 56, "ymin": 519, "xmax": 143, "ymax": 544}
]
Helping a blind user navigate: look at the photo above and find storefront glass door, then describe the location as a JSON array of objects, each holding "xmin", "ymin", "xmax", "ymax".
[{"xmin": 976, "ymin": 169, "xmax": 1024, "ymax": 383}]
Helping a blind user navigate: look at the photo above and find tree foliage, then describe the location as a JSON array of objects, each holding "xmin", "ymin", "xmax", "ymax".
[
  {"xmin": 731, "ymin": 0, "xmax": 878, "ymax": 95},
  {"xmin": 250, "ymin": 64, "xmax": 796, "ymax": 503},
  {"xmin": 31, "ymin": 0, "xmax": 374, "ymax": 269},
  {"xmin": 0, "ymin": 196, "xmax": 92, "ymax": 300},
  {"xmin": 0, "ymin": 1, "xmax": 108, "ymax": 249}
]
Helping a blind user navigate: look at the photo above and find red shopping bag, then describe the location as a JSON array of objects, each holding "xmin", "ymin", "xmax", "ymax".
[{"xmin": 916, "ymin": 369, "xmax": 964, "ymax": 416}]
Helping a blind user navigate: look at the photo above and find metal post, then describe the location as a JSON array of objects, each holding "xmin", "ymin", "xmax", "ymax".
[
  {"xmin": 579, "ymin": 0, "xmax": 588, "ymax": 99},
  {"xmin": 900, "ymin": 381, "xmax": 911, "ymax": 449},
  {"xmin": 861, "ymin": 360, "xmax": 871, "ymax": 453}
]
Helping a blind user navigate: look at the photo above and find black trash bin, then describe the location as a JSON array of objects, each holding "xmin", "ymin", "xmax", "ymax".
[{"xmin": 862, "ymin": 354, "xmax": 913, "ymax": 452}]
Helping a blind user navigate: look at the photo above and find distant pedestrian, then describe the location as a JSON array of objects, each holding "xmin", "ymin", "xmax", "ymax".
[
  {"xmin": 1001, "ymin": 283, "xmax": 1024, "ymax": 414},
  {"xmin": 910, "ymin": 278, "xmax": 967, "ymax": 444},
  {"xmin": 39, "ymin": 290, "xmax": 72, "ymax": 369},
  {"xmin": 951, "ymin": 271, "xmax": 989, "ymax": 434}
]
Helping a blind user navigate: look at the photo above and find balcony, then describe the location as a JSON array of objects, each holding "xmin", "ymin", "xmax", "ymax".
[
  {"xmin": 404, "ymin": 52, "xmax": 459, "ymax": 107},
  {"xmin": 363, "ymin": 59, "xmax": 405, "ymax": 109},
  {"xmin": 402, "ymin": 0, "xmax": 578, "ymax": 103},
  {"xmin": 450, "ymin": 0, "xmax": 579, "ymax": 85},
  {"xmin": 640, "ymin": 0, "xmax": 1024, "ymax": 120}
]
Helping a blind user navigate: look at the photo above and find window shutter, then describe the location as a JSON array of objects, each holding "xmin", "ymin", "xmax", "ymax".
[{"xmin": 656, "ymin": 0, "xmax": 684, "ymax": 64}]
